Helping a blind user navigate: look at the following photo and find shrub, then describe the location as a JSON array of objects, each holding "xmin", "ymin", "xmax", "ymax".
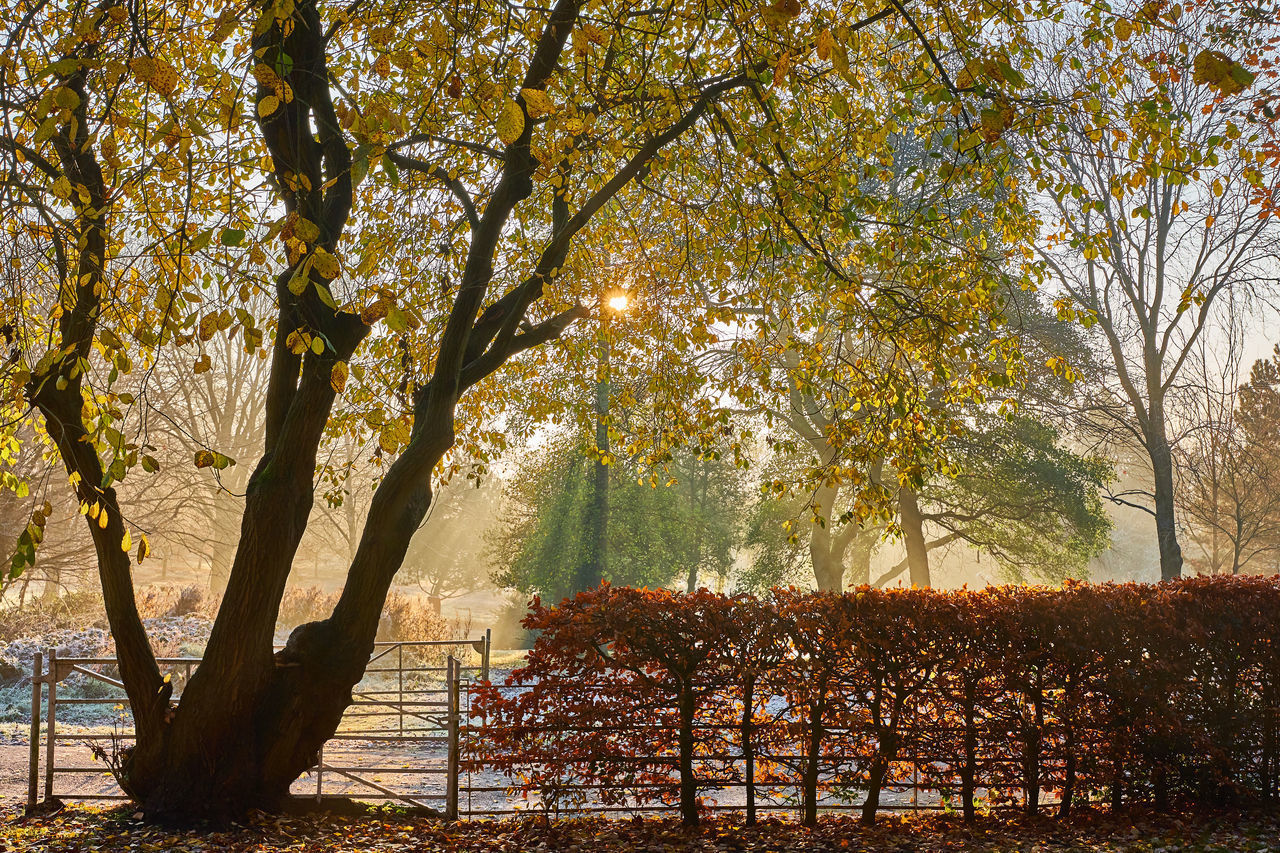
[{"xmin": 471, "ymin": 577, "xmax": 1280, "ymax": 827}]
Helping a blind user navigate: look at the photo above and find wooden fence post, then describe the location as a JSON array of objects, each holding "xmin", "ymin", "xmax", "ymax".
[
  {"xmin": 446, "ymin": 655, "xmax": 460, "ymax": 820},
  {"xmin": 26, "ymin": 652, "xmax": 41, "ymax": 813},
  {"xmin": 44, "ymin": 647, "xmax": 56, "ymax": 800},
  {"xmin": 481, "ymin": 629, "xmax": 491, "ymax": 683}
]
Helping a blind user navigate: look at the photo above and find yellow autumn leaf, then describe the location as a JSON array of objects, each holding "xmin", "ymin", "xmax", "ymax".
[
  {"xmin": 495, "ymin": 98, "xmax": 525, "ymax": 145},
  {"xmin": 150, "ymin": 61, "xmax": 179, "ymax": 96},
  {"xmin": 294, "ymin": 217, "xmax": 320, "ymax": 243},
  {"xmin": 285, "ymin": 330, "xmax": 308, "ymax": 354},
  {"xmin": 1114, "ymin": 18, "xmax": 1133, "ymax": 41},
  {"xmin": 252, "ymin": 64, "xmax": 280, "ymax": 88},
  {"xmin": 258, "ymin": 94, "xmax": 280, "ymax": 117},
  {"xmin": 1193, "ymin": 49, "xmax": 1254, "ymax": 96},
  {"xmin": 378, "ymin": 423, "xmax": 399, "ymax": 453},
  {"xmin": 773, "ymin": 52, "xmax": 791, "ymax": 86},
  {"xmin": 137, "ymin": 534, "xmax": 151, "ymax": 564},
  {"xmin": 816, "ymin": 29, "xmax": 834, "ymax": 62},
  {"xmin": 121, "ymin": 528, "xmax": 131, "ymax": 553},
  {"xmin": 520, "ymin": 88, "xmax": 555, "ymax": 118},
  {"xmin": 287, "ymin": 268, "xmax": 309, "ymax": 294},
  {"xmin": 361, "ymin": 298, "xmax": 391, "ymax": 325},
  {"xmin": 128, "ymin": 56, "xmax": 156, "ymax": 81},
  {"xmin": 312, "ymin": 247, "xmax": 340, "ymax": 279},
  {"xmin": 330, "ymin": 360, "xmax": 349, "ymax": 393}
]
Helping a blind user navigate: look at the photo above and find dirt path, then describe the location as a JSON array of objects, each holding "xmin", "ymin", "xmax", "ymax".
[{"xmin": 0, "ymin": 744, "xmax": 34, "ymax": 814}]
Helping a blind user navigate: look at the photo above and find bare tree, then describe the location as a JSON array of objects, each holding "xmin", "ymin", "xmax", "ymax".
[
  {"xmin": 1178, "ymin": 340, "xmax": 1280, "ymax": 575},
  {"xmin": 1029, "ymin": 11, "xmax": 1280, "ymax": 579}
]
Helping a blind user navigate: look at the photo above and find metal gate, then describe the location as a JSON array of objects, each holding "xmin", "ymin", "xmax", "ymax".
[{"xmin": 26, "ymin": 632, "xmax": 490, "ymax": 817}]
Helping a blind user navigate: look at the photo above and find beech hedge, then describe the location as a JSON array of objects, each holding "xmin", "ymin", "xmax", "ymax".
[{"xmin": 469, "ymin": 578, "xmax": 1280, "ymax": 826}]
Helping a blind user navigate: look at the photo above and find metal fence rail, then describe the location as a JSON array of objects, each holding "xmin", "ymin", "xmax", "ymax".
[
  {"xmin": 454, "ymin": 677, "xmax": 1096, "ymax": 820},
  {"xmin": 27, "ymin": 632, "xmax": 490, "ymax": 817}
]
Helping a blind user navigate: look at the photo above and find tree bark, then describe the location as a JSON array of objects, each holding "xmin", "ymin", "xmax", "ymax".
[
  {"xmin": 27, "ymin": 40, "xmax": 169, "ymax": 777},
  {"xmin": 1148, "ymin": 411, "xmax": 1184, "ymax": 580},
  {"xmin": 898, "ymin": 486, "xmax": 931, "ymax": 588},
  {"xmin": 801, "ymin": 693, "xmax": 827, "ymax": 827},
  {"xmin": 961, "ymin": 680, "xmax": 977, "ymax": 823},
  {"xmin": 1023, "ymin": 677, "xmax": 1044, "ymax": 816},
  {"xmin": 741, "ymin": 674, "xmax": 757, "ymax": 826},
  {"xmin": 847, "ymin": 535, "xmax": 873, "ymax": 588},
  {"xmin": 685, "ymin": 460, "xmax": 709, "ymax": 593},
  {"xmin": 809, "ymin": 483, "xmax": 875, "ymax": 592},
  {"xmin": 860, "ymin": 730, "xmax": 895, "ymax": 827},
  {"xmin": 207, "ymin": 484, "xmax": 243, "ymax": 593},
  {"xmin": 677, "ymin": 685, "xmax": 699, "ymax": 826}
]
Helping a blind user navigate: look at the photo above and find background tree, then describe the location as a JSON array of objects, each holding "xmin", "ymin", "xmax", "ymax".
[
  {"xmin": 881, "ymin": 414, "xmax": 1113, "ymax": 586},
  {"xmin": 491, "ymin": 432, "xmax": 743, "ymax": 603},
  {"xmin": 744, "ymin": 412, "xmax": 1112, "ymax": 591},
  {"xmin": 1026, "ymin": 3, "xmax": 1280, "ymax": 580},
  {"xmin": 399, "ymin": 472, "xmax": 503, "ymax": 608},
  {"xmin": 1179, "ymin": 344, "xmax": 1280, "ymax": 575}
]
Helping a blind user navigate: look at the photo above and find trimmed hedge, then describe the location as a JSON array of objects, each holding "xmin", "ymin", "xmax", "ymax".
[{"xmin": 470, "ymin": 578, "xmax": 1280, "ymax": 826}]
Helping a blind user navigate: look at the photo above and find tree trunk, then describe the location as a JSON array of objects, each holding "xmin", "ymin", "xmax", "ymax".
[
  {"xmin": 810, "ymin": 530, "xmax": 845, "ymax": 592},
  {"xmin": 28, "ymin": 75, "xmax": 170, "ymax": 791},
  {"xmin": 1023, "ymin": 681, "xmax": 1044, "ymax": 816},
  {"xmin": 686, "ymin": 461, "xmax": 709, "ymax": 593},
  {"xmin": 898, "ymin": 486, "xmax": 931, "ymax": 588},
  {"xmin": 801, "ymin": 695, "xmax": 827, "ymax": 827},
  {"xmin": 677, "ymin": 685, "xmax": 699, "ymax": 826},
  {"xmin": 741, "ymin": 674, "xmax": 757, "ymax": 826},
  {"xmin": 1231, "ymin": 509, "xmax": 1244, "ymax": 575},
  {"xmin": 803, "ymin": 481, "xmax": 844, "ymax": 589},
  {"xmin": 848, "ymin": 535, "xmax": 873, "ymax": 588},
  {"xmin": 1210, "ymin": 478, "xmax": 1221, "ymax": 574},
  {"xmin": 1060, "ymin": 679, "xmax": 1078, "ymax": 819},
  {"xmin": 131, "ymin": 411, "xmax": 449, "ymax": 820},
  {"xmin": 581, "ymin": 333, "xmax": 610, "ymax": 592},
  {"xmin": 961, "ymin": 680, "xmax": 977, "ymax": 823},
  {"xmin": 860, "ymin": 730, "xmax": 895, "ymax": 827},
  {"xmin": 207, "ymin": 487, "xmax": 241, "ymax": 593},
  {"xmin": 1147, "ymin": 400, "xmax": 1183, "ymax": 581},
  {"xmin": 41, "ymin": 563, "xmax": 61, "ymax": 604}
]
